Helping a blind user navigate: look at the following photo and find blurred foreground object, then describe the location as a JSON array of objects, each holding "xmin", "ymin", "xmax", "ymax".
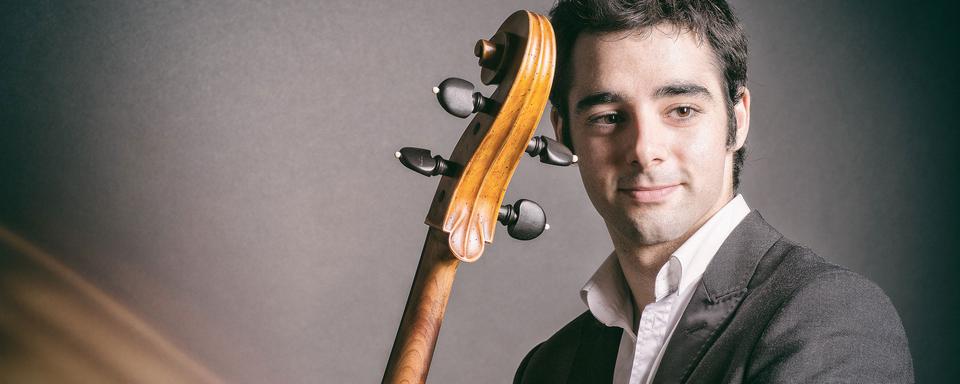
[{"xmin": 0, "ymin": 226, "xmax": 222, "ymax": 383}]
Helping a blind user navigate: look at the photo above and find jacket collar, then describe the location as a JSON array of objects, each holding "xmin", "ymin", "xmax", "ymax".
[{"xmin": 651, "ymin": 210, "xmax": 782, "ymax": 384}]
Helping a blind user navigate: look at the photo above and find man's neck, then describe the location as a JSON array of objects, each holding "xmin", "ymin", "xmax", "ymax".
[
  {"xmin": 611, "ymin": 193, "xmax": 736, "ymax": 331},
  {"xmin": 612, "ymin": 231, "xmax": 688, "ymax": 331}
]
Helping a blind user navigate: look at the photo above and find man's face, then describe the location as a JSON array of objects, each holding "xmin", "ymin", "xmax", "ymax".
[{"xmin": 556, "ymin": 25, "xmax": 749, "ymax": 247}]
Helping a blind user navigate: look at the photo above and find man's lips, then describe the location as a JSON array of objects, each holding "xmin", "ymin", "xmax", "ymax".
[{"xmin": 617, "ymin": 184, "xmax": 680, "ymax": 203}]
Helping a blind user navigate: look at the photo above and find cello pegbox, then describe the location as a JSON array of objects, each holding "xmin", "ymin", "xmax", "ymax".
[{"xmin": 423, "ymin": 11, "xmax": 555, "ymax": 263}]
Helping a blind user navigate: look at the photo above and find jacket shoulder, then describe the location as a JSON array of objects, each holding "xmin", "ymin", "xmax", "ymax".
[{"xmin": 745, "ymin": 239, "xmax": 915, "ymax": 383}]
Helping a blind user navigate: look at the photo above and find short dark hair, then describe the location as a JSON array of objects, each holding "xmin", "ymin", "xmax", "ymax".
[{"xmin": 549, "ymin": 0, "xmax": 748, "ymax": 190}]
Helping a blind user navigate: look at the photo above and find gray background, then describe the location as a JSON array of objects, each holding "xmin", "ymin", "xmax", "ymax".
[{"xmin": 1, "ymin": 0, "xmax": 956, "ymax": 382}]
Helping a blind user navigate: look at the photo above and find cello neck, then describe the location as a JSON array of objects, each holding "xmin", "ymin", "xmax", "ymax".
[{"xmin": 382, "ymin": 227, "xmax": 459, "ymax": 383}]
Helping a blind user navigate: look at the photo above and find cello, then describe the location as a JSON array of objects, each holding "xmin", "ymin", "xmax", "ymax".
[{"xmin": 382, "ymin": 10, "xmax": 576, "ymax": 384}]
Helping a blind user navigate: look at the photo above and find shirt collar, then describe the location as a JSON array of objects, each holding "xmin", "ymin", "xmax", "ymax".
[
  {"xmin": 672, "ymin": 194, "xmax": 751, "ymax": 296},
  {"xmin": 580, "ymin": 194, "xmax": 751, "ymax": 330},
  {"xmin": 580, "ymin": 253, "xmax": 634, "ymax": 331}
]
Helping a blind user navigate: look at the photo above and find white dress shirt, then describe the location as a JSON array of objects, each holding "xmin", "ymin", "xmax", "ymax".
[{"xmin": 580, "ymin": 195, "xmax": 751, "ymax": 384}]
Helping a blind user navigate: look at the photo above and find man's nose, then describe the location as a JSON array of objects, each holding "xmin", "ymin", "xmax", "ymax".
[{"xmin": 625, "ymin": 114, "xmax": 667, "ymax": 170}]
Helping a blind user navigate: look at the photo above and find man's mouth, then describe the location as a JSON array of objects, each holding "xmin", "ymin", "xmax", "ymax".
[{"xmin": 617, "ymin": 184, "xmax": 680, "ymax": 203}]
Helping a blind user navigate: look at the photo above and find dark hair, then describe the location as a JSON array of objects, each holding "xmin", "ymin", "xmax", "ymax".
[{"xmin": 549, "ymin": 0, "xmax": 748, "ymax": 190}]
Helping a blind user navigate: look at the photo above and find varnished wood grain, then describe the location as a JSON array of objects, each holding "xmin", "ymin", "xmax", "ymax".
[
  {"xmin": 383, "ymin": 10, "xmax": 555, "ymax": 384},
  {"xmin": 382, "ymin": 228, "xmax": 459, "ymax": 384},
  {"xmin": 424, "ymin": 11, "xmax": 556, "ymax": 263}
]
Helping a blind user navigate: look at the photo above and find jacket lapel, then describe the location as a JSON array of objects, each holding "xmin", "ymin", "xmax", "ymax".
[{"xmin": 651, "ymin": 211, "xmax": 782, "ymax": 384}]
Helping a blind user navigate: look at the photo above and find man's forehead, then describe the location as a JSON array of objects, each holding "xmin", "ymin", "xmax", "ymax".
[{"xmin": 566, "ymin": 25, "xmax": 724, "ymax": 101}]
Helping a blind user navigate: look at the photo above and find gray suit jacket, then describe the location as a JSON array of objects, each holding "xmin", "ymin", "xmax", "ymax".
[{"xmin": 514, "ymin": 211, "xmax": 913, "ymax": 383}]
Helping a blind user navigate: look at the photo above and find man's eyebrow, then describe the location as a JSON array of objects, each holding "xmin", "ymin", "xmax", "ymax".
[
  {"xmin": 653, "ymin": 82, "xmax": 714, "ymax": 100},
  {"xmin": 574, "ymin": 92, "xmax": 626, "ymax": 114}
]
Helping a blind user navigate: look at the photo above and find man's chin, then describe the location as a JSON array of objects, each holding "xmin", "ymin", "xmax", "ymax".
[
  {"xmin": 613, "ymin": 214, "xmax": 689, "ymax": 246},
  {"xmin": 632, "ymin": 228, "xmax": 686, "ymax": 246}
]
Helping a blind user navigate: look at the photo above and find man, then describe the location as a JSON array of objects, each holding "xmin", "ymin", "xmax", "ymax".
[{"xmin": 513, "ymin": 1, "xmax": 913, "ymax": 383}]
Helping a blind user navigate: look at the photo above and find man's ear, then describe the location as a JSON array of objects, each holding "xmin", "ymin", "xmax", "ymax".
[
  {"xmin": 550, "ymin": 107, "xmax": 564, "ymax": 143},
  {"xmin": 733, "ymin": 87, "xmax": 751, "ymax": 151}
]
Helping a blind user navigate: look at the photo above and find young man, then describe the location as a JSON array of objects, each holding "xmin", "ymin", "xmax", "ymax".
[{"xmin": 513, "ymin": 1, "xmax": 913, "ymax": 383}]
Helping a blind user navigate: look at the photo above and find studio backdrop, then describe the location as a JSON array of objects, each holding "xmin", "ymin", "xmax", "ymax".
[{"xmin": 1, "ymin": 0, "xmax": 956, "ymax": 382}]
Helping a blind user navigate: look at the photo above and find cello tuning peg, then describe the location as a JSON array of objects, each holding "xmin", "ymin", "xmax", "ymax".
[
  {"xmin": 474, "ymin": 39, "xmax": 503, "ymax": 70},
  {"xmin": 525, "ymin": 135, "xmax": 578, "ymax": 166},
  {"xmin": 396, "ymin": 147, "xmax": 458, "ymax": 177},
  {"xmin": 435, "ymin": 77, "xmax": 492, "ymax": 118},
  {"xmin": 497, "ymin": 199, "xmax": 547, "ymax": 240}
]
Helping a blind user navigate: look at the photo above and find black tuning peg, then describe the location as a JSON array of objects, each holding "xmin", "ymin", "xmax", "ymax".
[
  {"xmin": 396, "ymin": 147, "xmax": 458, "ymax": 177},
  {"xmin": 434, "ymin": 77, "xmax": 493, "ymax": 118},
  {"xmin": 525, "ymin": 135, "xmax": 578, "ymax": 166},
  {"xmin": 498, "ymin": 199, "xmax": 548, "ymax": 240}
]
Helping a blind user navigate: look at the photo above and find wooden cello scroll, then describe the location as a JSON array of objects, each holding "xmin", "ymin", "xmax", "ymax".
[{"xmin": 383, "ymin": 10, "xmax": 555, "ymax": 384}]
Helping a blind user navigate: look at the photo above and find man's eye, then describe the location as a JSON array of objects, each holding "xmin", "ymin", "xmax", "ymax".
[
  {"xmin": 589, "ymin": 113, "xmax": 622, "ymax": 125},
  {"xmin": 669, "ymin": 105, "xmax": 700, "ymax": 120}
]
